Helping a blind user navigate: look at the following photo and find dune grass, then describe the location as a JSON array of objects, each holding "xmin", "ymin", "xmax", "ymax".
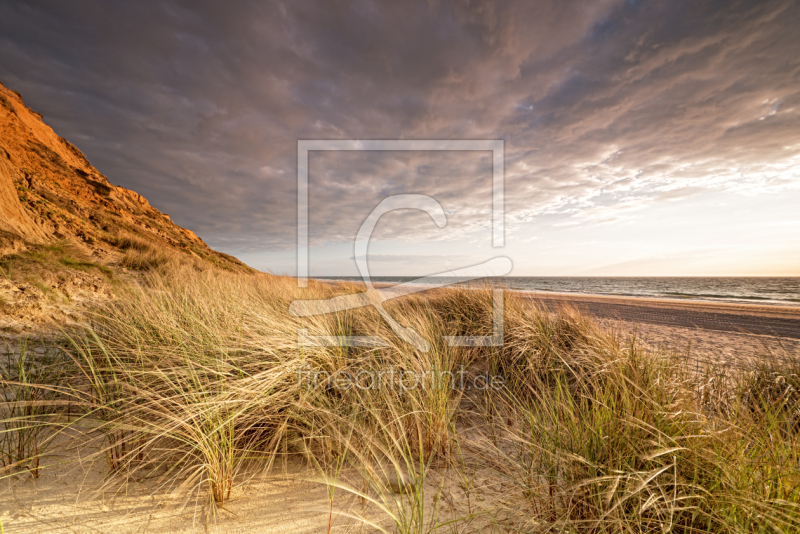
[
  {"xmin": 0, "ymin": 240, "xmax": 112, "ymax": 282},
  {"xmin": 109, "ymin": 234, "xmax": 176, "ymax": 271},
  {"xmin": 0, "ymin": 339, "xmax": 67, "ymax": 478},
  {"xmin": 1, "ymin": 263, "xmax": 799, "ymax": 532}
]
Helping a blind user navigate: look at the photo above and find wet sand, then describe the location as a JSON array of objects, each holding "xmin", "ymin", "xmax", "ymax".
[{"xmin": 521, "ymin": 291, "xmax": 800, "ymax": 339}]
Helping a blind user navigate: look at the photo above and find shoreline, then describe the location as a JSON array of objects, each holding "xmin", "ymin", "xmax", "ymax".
[
  {"xmin": 316, "ymin": 277, "xmax": 800, "ymax": 309},
  {"xmin": 322, "ymin": 279, "xmax": 800, "ymax": 317}
]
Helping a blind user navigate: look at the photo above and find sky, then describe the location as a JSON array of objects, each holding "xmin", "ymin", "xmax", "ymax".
[{"xmin": 1, "ymin": 0, "xmax": 799, "ymax": 277}]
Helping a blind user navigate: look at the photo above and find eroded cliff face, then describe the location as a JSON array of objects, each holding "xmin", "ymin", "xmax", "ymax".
[
  {"xmin": 0, "ymin": 82, "xmax": 251, "ymax": 333},
  {"xmin": 0, "ymin": 81, "xmax": 246, "ymax": 267},
  {"xmin": 0, "ymin": 157, "xmax": 47, "ymax": 246}
]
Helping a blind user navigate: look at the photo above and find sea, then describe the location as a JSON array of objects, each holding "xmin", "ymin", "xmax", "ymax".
[{"xmin": 316, "ymin": 277, "xmax": 800, "ymax": 307}]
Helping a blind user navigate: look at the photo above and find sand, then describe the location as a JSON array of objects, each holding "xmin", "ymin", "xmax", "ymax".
[
  {"xmin": 522, "ymin": 291, "xmax": 800, "ymax": 366},
  {"xmin": 1, "ymin": 452, "xmax": 371, "ymax": 533},
  {"xmin": 0, "ymin": 445, "xmax": 514, "ymax": 533},
  {"xmin": 521, "ymin": 291, "xmax": 800, "ymax": 334}
]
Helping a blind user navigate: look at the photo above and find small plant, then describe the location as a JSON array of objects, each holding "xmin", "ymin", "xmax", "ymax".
[
  {"xmin": 116, "ymin": 248, "xmax": 172, "ymax": 270},
  {"xmin": 114, "ymin": 235, "xmax": 154, "ymax": 252},
  {"xmin": 0, "ymin": 93, "xmax": 15, "ymax": 114},
  {"xmin": 739, "ymin": 355, "xmax": 800, "ymax": 434}
]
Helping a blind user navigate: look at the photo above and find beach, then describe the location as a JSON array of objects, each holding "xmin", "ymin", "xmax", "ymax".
[
  {"xmin": 522, "ymin": 291, "xmax": 800, "ymax": 364},
  {"xmin": 338, "ymin": 279, "xmax": 800, "ymax": 363}
]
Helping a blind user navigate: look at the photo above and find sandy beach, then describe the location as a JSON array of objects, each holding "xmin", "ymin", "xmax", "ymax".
[{"xmin": 521, "ymin": 291, "xmax": 800, "ymax": 364}]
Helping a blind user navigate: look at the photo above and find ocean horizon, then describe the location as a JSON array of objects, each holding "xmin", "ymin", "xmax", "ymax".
[{"xmin": 315, "ymin": 276, "xmax": 800, "ymax": 306}]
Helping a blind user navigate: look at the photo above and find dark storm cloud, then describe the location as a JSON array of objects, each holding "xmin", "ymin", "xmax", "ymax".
[{"xmin": 1, "ymin": 0, "xmax": 798, "ymax": 252}]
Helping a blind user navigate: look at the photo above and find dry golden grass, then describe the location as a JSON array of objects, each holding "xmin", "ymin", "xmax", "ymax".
[{"xmin": 2, "ymin": 262, "xmax": 799, "ymax": 533}]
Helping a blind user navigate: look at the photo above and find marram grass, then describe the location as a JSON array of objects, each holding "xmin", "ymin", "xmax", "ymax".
[{"xmin": 1, "ymin": 262, "xmax": 799, "ymax": 532}]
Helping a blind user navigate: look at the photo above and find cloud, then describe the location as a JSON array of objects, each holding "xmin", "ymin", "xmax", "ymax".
[{"xmin": 1, "ymin": 0, "xmax": 798, "ymax": 262}]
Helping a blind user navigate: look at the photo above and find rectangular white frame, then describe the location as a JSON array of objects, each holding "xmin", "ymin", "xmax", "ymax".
[{"xmin": 297, "ymin": 139, "xmax": 504, "ymax": 287}]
